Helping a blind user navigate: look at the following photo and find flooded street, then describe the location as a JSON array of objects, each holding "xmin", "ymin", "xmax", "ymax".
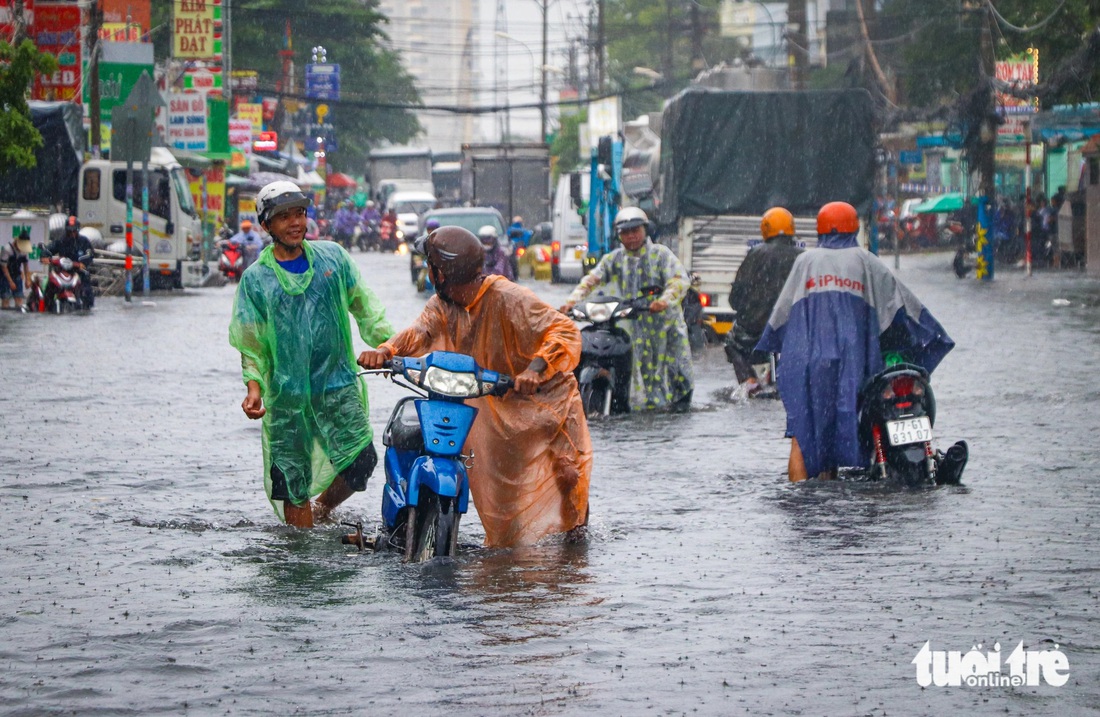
[{"xmin": 1, "ymin": 250, "xmax": 1098, "ymax": 716}]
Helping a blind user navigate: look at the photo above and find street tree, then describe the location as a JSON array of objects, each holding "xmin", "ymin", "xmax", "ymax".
[
  {"xmin": 0, "ymin": 39, "xmax": 59, "ymax": 173},
  {"xmin": 873, "ymin": 0, "xmax": 1100, "ymax": 109}
]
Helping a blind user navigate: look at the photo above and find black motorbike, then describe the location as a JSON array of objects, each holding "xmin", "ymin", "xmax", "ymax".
[
  {"xmin": 857, "ymin": 363, "xmax": 968, "ymax": 485},
  {"xmin": 569, "ymin": 289, "xmax": 657, "ymax": 417}
]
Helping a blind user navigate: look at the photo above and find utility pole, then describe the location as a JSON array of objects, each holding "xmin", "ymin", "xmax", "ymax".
[
  {"xmin": 596, "ymin": 0, "xmax": 605, "ymax": 93},
  {"xmin": 88, "ymin": 0, "xmax": 103, "ymax": 156},
  {"xmin": 539, "ymin": 0, "xmax": 548, "ymax": 144},
  {"xmin": 975, "ymin": 2, "xmax": 997, "ymax": 281},
  {"xmin": 787, "ymin": 0, "xmax": 807, "ymax": 90},
  {"xmin": 690, "ymin": 1, "xmax": 704, "ymax": 75},
  {"xmin": 12, "ymin": 0, "xmax": 26, "ymax": 43}
]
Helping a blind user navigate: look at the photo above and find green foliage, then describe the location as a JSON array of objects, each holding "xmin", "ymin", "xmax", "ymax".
[
  {"xmin": 0, "ymin": 39, "xmax": 59, "ymax": 173},
  {"xmin": 152, "ymin": 0, "xmax": 422, "ymax": 171},
  {"xmin": 550, "ymin": 109, "xmax": 586, "ymax": 183},
  {"xmin": 603, "ymin": 0, "xmax": 734, "ymax": 118},
  {"xmin": 876, "ymin": 0, "xmax": 1100, "ymax": 108}
]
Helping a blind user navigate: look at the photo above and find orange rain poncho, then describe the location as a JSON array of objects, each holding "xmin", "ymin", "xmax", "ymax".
[{"xmin": 381, "ymin": 275, "xmax": 592, "ymax": 547}]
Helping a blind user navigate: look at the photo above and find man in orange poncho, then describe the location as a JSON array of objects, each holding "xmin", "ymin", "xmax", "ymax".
[{"xmin": 359, "ymin": 226, "xmax": 592, "ymax": 547}]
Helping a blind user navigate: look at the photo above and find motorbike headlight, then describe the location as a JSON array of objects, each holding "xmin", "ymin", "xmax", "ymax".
[
  {"xmin": 404, "ymin": 368, "xmax": 422, "ymax": 384},
  {"xmin": 585, "ymin": 302, "xmax": 617, "ymax": 323},
  {"xmin": 59, "ymin": 257, "xmax": 73, "ymax": 271},
  {"xmin": 421, "ymin": 366, "xmax": 480, "ymax": 397}
]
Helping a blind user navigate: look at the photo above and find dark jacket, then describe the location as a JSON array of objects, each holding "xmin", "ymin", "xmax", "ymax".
[
  {"xmin": 46, "ymin": 233, "xmax": 95, "ymax": 266},
  {"xmin": 728, "ymin": 236, "xmax": 802, "ymax": 337}
]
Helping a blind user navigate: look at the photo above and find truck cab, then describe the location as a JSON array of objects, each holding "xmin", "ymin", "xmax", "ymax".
[{"xmin": 77, "ymin": 147, "xmax": 202, "ymax": 288}]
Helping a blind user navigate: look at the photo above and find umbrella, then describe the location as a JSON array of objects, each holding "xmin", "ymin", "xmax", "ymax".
[
  {"xmin": 913, "ymin": 193, "xmax": 976, "ymax": 214},
  {"xmin": 327, "ymin": 172, "xmax": 357, "ymax": 188}
]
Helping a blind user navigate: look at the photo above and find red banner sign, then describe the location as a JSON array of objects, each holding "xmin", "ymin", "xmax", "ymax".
[{"xmin": 31, "ymin": 2, "xmax": 82, "ymax": 101}]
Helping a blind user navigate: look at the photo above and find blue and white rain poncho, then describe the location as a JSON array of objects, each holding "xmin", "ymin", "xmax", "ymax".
[{"xmin": 756, "ymin": 232, "xmax": 954, "ymax": 477}]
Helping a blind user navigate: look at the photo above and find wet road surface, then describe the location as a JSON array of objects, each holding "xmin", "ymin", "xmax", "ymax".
[{"xmin": 1, "ymin": 249, "xmax": 1098, "ymax": 716}]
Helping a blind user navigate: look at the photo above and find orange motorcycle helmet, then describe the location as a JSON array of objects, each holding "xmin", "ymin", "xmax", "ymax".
[{"xmin": 817, "ymin": 201, "xmax": 860, "ymax": 235}]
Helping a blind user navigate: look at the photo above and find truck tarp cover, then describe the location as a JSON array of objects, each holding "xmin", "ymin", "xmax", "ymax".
[
  {"xmin": 657, "ymin": 89, "xmax": 875, "ymax": 223},
  {"xmin": 0, "ymin": 102, "xmax": 85, "ymax": 211}
]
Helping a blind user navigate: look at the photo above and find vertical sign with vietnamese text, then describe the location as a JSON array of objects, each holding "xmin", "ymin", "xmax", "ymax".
[
  {"xmin": 236, "ymin": 102, "xmax": 263, "ymax": 137},
  {"xmin": 173, "ymin": 0, "xmax": 220, "ymax": 59},
  {"xmin": 167, "ymin": 94, "xmax": 209, "ymax": 152},
  {"xmin": 228, "ymin": 118, "xmax": 252, "ymax": 168},
  {"xmin": 995, "ymin": 52, "xmax": 1038, "ymax": 143},
  {"xmin": 205, "ymin": 164, "xmax": 225, "ymax": 226},
  {"xmin": 31, "ymin": 2, "xmax": 81, "ymax": 101}
]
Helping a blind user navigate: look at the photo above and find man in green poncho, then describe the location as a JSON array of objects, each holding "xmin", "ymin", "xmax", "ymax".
[
  {"xmin": 229, "ymin": 180, "xmax": 394, "ymax": 528},
  {"xmin": 561, "ymin": 207, "xmax": 694, "ymax": 410}
]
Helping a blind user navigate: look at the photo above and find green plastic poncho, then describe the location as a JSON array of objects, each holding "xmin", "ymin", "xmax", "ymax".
[
  {"xmin": 229, "ymin": 240, "xmax": 394, "ymax": 520},
  {"xmin": 567, "ymin": 239, "xmax": 694, "ymax": 408}
]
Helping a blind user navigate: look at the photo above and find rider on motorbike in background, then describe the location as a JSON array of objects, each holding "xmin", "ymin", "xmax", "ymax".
[
  {"xmin": 724, "ymin": 207, "xmax": 803, "ymax": 395},
  {"xmin": 479, "ymin": 224, "xmax": 514, "ymax": 280},
  {"xmin": 43, "ymin": 216, "xmax": 95, "ymax": 309},
  {"xmin": 333, "ymin": 201, "xmax": 359, "ymax": 249},
  {"xmin": 561, "ymin": 207, "xmax": 695, "ymax": 411},
  {"xmin": 230, "ymin": 220, "xmax": 265, "ymax": 270}
]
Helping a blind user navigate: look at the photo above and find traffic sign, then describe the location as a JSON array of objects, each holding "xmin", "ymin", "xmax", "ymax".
[{"xmin": 305, "ymin": 63, "xmax": 340, "ymax": 101}]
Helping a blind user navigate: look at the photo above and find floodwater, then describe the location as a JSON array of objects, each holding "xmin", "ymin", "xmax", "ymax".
[{"xmin": 1, "ymin": 250, "xmax": 1098, "ymax": 716}]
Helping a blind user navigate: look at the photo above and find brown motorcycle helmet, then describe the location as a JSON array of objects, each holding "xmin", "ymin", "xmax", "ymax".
[{"xmin": 421, "ymin": 226, "xmax": 485, "ymax": 287}]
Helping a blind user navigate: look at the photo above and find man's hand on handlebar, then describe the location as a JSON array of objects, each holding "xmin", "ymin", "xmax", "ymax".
[
  {"xmin": 513, "ymin": 357, "xmax": 548, "ymax": 395},
  {"xmin": 358, "ymin": 346, "xmax": 392, "ymax": 370},
  {"xmin": 559, "ymin": 301, "xmax": 575, "ymax": 314},
  {"xmin": 649, "ymin": 299, "xmax": 669, "ymax": 313}
]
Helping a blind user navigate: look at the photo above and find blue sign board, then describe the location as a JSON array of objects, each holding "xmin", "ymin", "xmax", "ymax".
[
  {"xmin": 305, "ymin": 63, "xmax": 341, "ymax": 101},
  {"xmin": 899, "ymin": 150, "xmax": 923, "ymax": 165}
]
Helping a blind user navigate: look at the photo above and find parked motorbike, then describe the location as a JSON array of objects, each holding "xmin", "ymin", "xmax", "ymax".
[
  {"xmin": 346, "ymin": 352, "xmax": 512, "ymax": 561},
  {"xmin": 857, "ymin": 362, "xmax": 968, "ymax": 485},
  {"xmin": 568, "ymin": 288, "xmax": 658, "ymax": 417},
  {"xmin": 25, "ymin": 256, "xmax": 86, "ymax": 313},
  {"xmin": 218, "ymin": 239, "xmax": 244, "ymax": 282}
]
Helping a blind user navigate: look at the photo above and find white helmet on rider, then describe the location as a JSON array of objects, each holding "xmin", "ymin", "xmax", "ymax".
[
  {"xmin": 256, "ymin": 180, "xmax": 310, "ymax": 226},
  {"xmin": 613, "ymin": 206, "xmax": 649, "ymax": 234},
  {"xmin": 477, "ymin": 224, "xmax": 499, "ymax": 247}
]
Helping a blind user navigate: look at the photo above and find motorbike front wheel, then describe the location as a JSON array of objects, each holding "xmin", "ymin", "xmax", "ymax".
[
  {"xmin": 581, "ymin": 383, "xmax": 611, "ymax": 417},
  {"xmin": 403, "ymin": 492, "xmax": 459, "ymax": 562}
]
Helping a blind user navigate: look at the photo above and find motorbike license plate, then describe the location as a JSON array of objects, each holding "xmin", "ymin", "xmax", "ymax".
[{"xmin": 886, "ymin": 416, "xmax": 932, "ymax": 446}]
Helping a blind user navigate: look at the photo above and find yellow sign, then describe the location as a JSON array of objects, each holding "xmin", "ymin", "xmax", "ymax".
[
  {"xmin": 316, "ymin": 104, "xmax": 329, "ymax": 122},
  {"xmin": 173, "ymin": 0, "xmax": 217, "ymax": 58},
  {"xmin": 236, "ymin": 103, "xmax": 263, "ymax": 137}
]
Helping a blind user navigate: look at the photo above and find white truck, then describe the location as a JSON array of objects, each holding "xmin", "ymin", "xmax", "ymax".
[
  {"xmin": 77, "ymin": 147, "xmax": 206, "ymax": 289},
  {"xmin": 0, "ymin": 103, "xmax": 206, "ymax": 289},
  {"xmin": 657, "ymin": 88, "xmax": 876, "ymax": 336}
]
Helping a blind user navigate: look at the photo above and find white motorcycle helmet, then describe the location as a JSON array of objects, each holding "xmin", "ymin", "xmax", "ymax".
[
  {"xmin": 613, "ymin": 206, "xmax": 649, "ymax": 234},
  {"xmin": 256, "ymin": 180, "xmax": 310, "ymax": 226},
  {"xmin": 477, "ymin": 224, "xmax": 499, "ymax": 247}
]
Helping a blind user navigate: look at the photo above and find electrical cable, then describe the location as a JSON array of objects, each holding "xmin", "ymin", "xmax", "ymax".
[{"xmin": 985, "ymin": 0, "xmax": 1068, "ymax": 34}]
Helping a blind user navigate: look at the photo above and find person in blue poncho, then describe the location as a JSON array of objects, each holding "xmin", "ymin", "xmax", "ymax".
[
  {"xmin": 757, "ymin": 201, "xmax": 955, "ymax": 482},
  {"xmin": 229, "ymin": 181, "xmax": 395, "ymax": 527}
]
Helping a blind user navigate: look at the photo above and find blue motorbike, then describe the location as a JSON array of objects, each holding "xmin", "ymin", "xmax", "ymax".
[{"xmin": 345, "ymin": 351, "xmax": 511, "ymax": 562}]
